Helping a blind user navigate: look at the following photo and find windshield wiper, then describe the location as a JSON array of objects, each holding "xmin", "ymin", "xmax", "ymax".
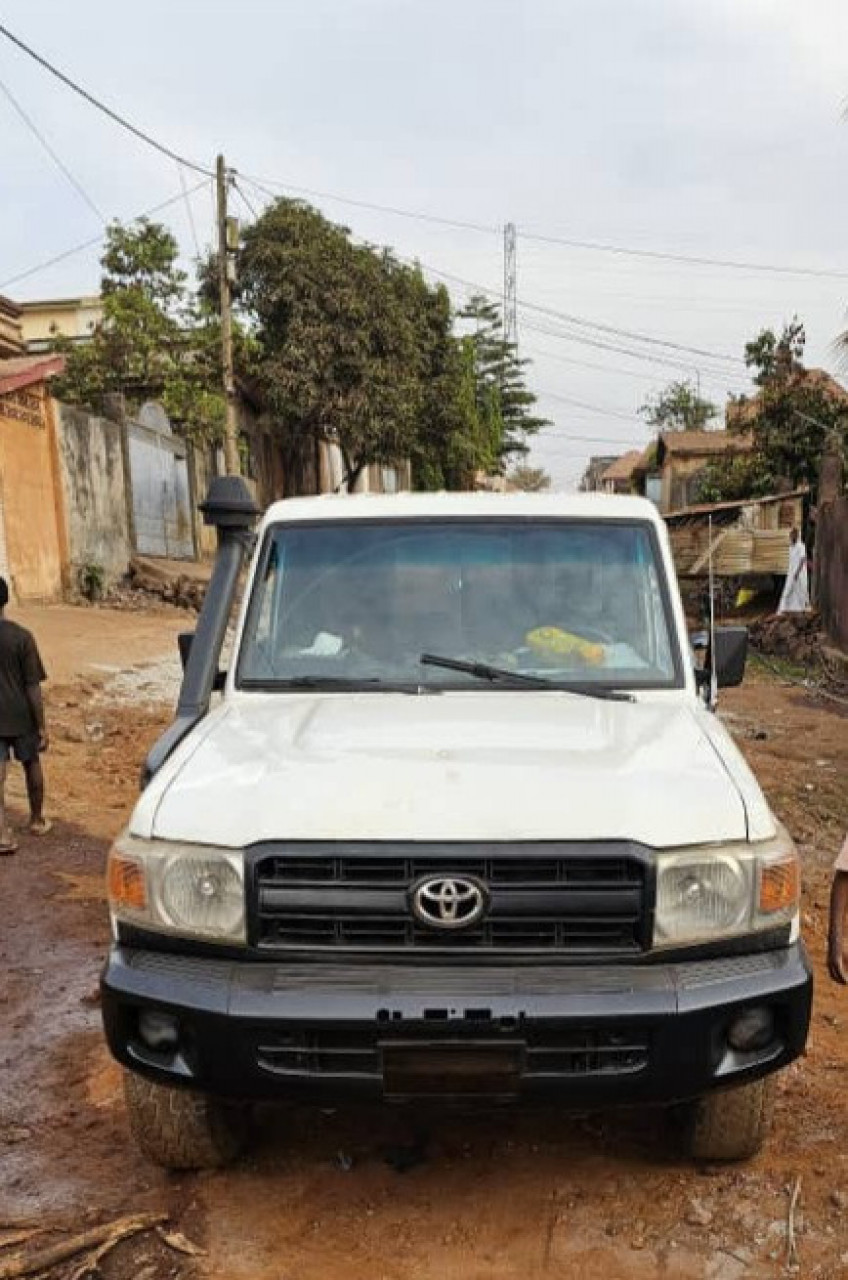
[
  {"xmin": 419, "ymin": 653, "xmax": 635, "ymax": 701},
  {"xmin": 241, "ymin": 676, "xmax": 413, "ymax": 692},
  {"xmin": 420, "ymin": 653, "xmax": 553, "ymax": 689}
]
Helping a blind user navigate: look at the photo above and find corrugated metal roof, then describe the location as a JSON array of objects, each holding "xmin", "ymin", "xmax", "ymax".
[{"xmin": 665, "ymin": 487, "xmax": 809, "ymax": 521}]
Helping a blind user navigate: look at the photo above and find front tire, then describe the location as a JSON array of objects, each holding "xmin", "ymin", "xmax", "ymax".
[
  {"xmin": 123, "ymin": 1070, "xmax": 248, "ymax": 1169},
  {"xmin": 687, "ymin": 1075, "xmax": 776, "ymax": 1161}
]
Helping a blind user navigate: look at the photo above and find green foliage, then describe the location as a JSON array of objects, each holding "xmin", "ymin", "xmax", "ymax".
[
  {"xmin": 744, "ymin": 318, "xmax": 805, "ymax": 386},
  {"xmin": 53, "ymin": 205, "xmax": 550, "ymax": 491},
  {"xmin": 638, "ymin": 379, "xmax": 717, "ymax": 432},
  {"xmin": 53, "ymin": 219, "xmax": 225, "ymax": 443},
  {"xmin": 237, "ymin": 201, "xmax": 422, "ymax": 485},
  {"xmin": 235, "ymin": 202, "xmax": 542, "ymax": 489},
  {"xmin": 78, "ymin": 561, "xmax": 105, "ymax": 601},
  {"xmin": 508, "ymin": 464, "xmax": 551, "ymax": 491},
  {"xmin": 458, "ymin": 294, "xmax": 550, "ymax": 461},
  {"xmin": 697, "ymin": 319, "xmax": 848, "ymax": 503}
]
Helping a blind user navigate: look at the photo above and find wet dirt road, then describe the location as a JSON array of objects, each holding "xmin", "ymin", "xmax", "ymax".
[{"xmin": 0, "ymin": 608, "xmax": 846, "ymax": 1279}]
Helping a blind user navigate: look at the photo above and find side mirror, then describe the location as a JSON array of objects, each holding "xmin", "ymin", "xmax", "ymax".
[
  {"xmin": 710, "ymin": 626, "xmax": 747, "ymax": 689},
  {"xmin": 178, "ymin": 631, "xmax": 226, "ymax": 691}
]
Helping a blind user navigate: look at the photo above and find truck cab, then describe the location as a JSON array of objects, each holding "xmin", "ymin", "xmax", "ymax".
[{"xmin": 102, "ymin": 485, "xmax": 812, "ymax": 1167}]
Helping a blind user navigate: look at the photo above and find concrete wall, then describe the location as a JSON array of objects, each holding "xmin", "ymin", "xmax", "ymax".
[
  {"xmin": 54, "ymin": 401, "xmax": 131, "ymax": 585},
  {"xmin": 0, "ymin": 383, "xmax": 64, "ymax": 600}
]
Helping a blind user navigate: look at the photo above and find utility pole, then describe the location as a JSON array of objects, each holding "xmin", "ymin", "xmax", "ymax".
[{"xmin": 216, "ymin": 154, "xmax": 240, "ymax": 475}]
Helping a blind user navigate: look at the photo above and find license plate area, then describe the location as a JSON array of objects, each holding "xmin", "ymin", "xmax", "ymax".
[{"xmin": 381, "ymin": 1040, "xmax": 524, "ymax": 1096}]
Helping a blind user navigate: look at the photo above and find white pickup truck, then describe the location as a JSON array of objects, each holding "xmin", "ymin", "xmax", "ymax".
[{"xmin": 102, "ymin": 483, "xmax": 812, "ymax": 1168}]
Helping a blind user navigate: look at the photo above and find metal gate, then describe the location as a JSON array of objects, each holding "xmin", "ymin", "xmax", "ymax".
[{"xmin": 128, "ymin": 421, "xmax": 194, "ymax": 559}]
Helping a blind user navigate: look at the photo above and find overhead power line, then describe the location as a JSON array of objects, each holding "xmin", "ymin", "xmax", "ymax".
[
  {"xmin": 242, "ymin": 173, "xmax": 498, "ymax": 235},
  {"xmin": 243, "ymin": 172, "xmax": 848, "ymax": 282},
  {"xmin": 521, "ymin": 341, "xmax": 733, "ymax": 389},
  {"xmin": 514, "ymin": 298, "xmax": 743, "ymax": 368},
  {"xmin": 518, "ymin": 227, "xmax": 848, "ymax": 281},
  {"xmin": 405, "ymin": 256, "xmax": 744, "ymax": 370},
  {"xmin": 0, "ymin": 74, "xmax": 105, "ymax": 222},
  {"xmin": 176, "ymin": 162, "xmax": 201, "ymax": 257},
  {"xmin": 0, "ymin": 20, "xmax": 213, "ymax": 177},
  {"xmin": 232, "ymin": 178, "xmax": 259, "ymax": 221},
  {"xmin": 0, "ymin": 179, "xmax": 209, "ymax": 291},
  {"xmin": 540, "ymin": 432, "xmax": 647, "ymax": 446},
  {"xmin": 536, "ymin": 389, "xmax": 636, "ymax": 421},
  {"xmin": 518, "ymin": 316, "xmax": 744, "ymax": 383}
]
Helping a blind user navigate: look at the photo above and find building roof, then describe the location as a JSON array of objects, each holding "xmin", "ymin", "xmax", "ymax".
[
  {"xmin": 665, "ymin": 486, "xmax": 809, "ymax": 522},
  {"xmin": 262, "ymin": 490, "xmax": 665, "ymax": 531},
  {"xmin": 0, "ymin": 353, "xmax": 65, "ymax": 396},
  {"xmin": 656, "ymin": 430, "xmax": 752, "ymax": 461},
  {"xmin": 600, "ymin": 450, "xmax": 644, "ymax": 483},
  {"xmin": 18, "ymin": 295, "xmax": 101, "ymax": 311},
  {"xmin": 726, "ymin": 367, "xmax": 848, "ymax": 429}
]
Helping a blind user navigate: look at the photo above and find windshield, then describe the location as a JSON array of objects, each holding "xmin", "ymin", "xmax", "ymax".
[{"xmin": 237, "ymin": 518, "xmax": 681, "ymax": 690}]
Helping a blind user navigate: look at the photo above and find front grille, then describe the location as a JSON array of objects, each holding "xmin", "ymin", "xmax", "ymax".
[
  {"xmin": 252, "ymin": 846, "xmax": 649, "ymax": 957},
  {"xmin": 256, "ymin": 1024, "xmax": 649, "ymax": 1081}
]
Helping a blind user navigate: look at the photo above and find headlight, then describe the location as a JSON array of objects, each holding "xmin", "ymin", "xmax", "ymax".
[
  {"xmin": 107, "ymin": 834, "xmax": 246, "ymax": 944},
  {"xmin": 653, "ymin": 824, "xmax": 799, "ymax": 948}
]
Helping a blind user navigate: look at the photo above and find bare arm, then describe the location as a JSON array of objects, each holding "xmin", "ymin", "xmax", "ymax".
[{"xmin": 26, "ymin": 684, "xmax": 48, "ymax": 750}]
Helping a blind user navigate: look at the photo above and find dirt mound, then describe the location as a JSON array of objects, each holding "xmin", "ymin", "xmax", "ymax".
[
  {"xmin": 749, "ymin": 611, "xmax": 826, "ymax": 664},
  {"xmin": 123, "ymin": 557, "xmax": 210, "ymax": 612}
]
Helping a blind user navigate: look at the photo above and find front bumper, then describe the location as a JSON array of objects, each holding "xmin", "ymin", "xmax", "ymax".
[{"xmin": 101, "ymin": 943, "xmax": 812, "ymax": 1105}]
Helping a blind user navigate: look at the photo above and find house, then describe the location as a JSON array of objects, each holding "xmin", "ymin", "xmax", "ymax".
[
  {"xmin": 634, "ymin": 430, "xmax": 752, "ymax": 513},
  {"xmin": 664, "ymin": 489, "xmax": 808, "ymax": 579},
  {"xmin": 726, "ymin": 367, "xmax": 848, "ymax": 431},
  {"xmin": 19, "ymin": 295, "xmax": 104, "ymax": 353},
  {"xmin": 579, "ymin": 455, "xmax": 618, "ymax": 492},
  {"xmin": 0, "ymin": 351, "xmax": 68, "ymax": 600},
  {"xmin": 0, "ymin": 297, "xmax": 26, "ymax": 358},
  {"xmin": 598, "ymin": 450, "xmax": 643, "ymax": 495}
]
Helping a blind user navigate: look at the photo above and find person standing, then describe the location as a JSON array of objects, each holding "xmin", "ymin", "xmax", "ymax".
[
  {"xmin": 777, "ymin": 527, "xmax": 810, "ymax": 614},
  {"xmin": 0, "ymin": 576, "xmax": 50, "ymax": 853}
]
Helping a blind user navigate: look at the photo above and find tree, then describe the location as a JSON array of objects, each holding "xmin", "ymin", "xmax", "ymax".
[
  {"xmin": 238, "ymin": 200, "xmax": 441, "ymax": 489},
  {"xmin": 697, "ymin": 319, "xmax": 848, "ymax": 503},
  {"xmin": 458, "ymin": 294, "xmax": 550, "ymax": 463},
  {"xmin": 638, "ymin": 379, "xmax": 717, "ymax": 432},
  {"xmin": 508, "ymin": 464, "xmax": 551, "ymax": 491},
  {"xmin": 406, "ymin": 289, "xmax": 493, "ymax": 490},
  {"xmin": 235, "ymin": 201, "xmax": 521, "ymax": 492},
  {"xmin": 53, "ymin": 219, "xmax": 225, "ymax": 443}
]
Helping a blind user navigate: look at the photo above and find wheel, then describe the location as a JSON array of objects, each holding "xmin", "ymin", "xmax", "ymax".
[
  {"xmin": 687, "ymin": 1075, "xmax": 776, "ymax": 1162},
  {"xmin": 123, "ymin": 1070, "xmax": 248, "ymax": 1170}
]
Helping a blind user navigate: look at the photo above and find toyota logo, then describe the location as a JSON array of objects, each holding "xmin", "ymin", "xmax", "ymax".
[{"xmin": 411, "ymin": 875, "xmax": 488, "ymax": 930}]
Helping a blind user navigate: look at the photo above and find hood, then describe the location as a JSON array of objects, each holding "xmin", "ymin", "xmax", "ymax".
[{"xmin": 135, "ymin": 691, "xmax": 752, "ymax": 848}]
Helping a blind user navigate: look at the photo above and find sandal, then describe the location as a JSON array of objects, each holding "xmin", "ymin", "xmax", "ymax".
[
  {"xmin": 0, "ymin": 831, "xmax": 18, "ymax": 855},
  {"xmin": 29, "ymin": 817, "xmax": 52, "ymax": 837}
]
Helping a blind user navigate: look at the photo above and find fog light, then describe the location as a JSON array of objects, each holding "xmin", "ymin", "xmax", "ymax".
[
  {"xmin": 138, "ymin": 1009, "xmax": 179, "ymax": 1052},
  {"xmin": 727, "ymin": 1007, "xmax": 774, "ymax": 1052}
]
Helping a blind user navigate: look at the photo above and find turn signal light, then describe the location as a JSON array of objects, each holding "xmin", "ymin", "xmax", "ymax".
[
  {"xmin": 107, "ymin": 850, "xmax": 147, "ymax": 912},
  {"xmin": 759, "ymin": 856, "xmax": 799, "ymax": 915}
]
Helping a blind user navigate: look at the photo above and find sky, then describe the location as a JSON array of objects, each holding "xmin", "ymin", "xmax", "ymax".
[{"xmin": 2, "ymin": 0, "xmax": 848, "ymax": 490}]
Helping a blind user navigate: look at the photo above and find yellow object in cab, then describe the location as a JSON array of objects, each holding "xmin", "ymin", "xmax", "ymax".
[{"xmin": 525, "ymin": 626, "xmax": 605, "ymax": 667}]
